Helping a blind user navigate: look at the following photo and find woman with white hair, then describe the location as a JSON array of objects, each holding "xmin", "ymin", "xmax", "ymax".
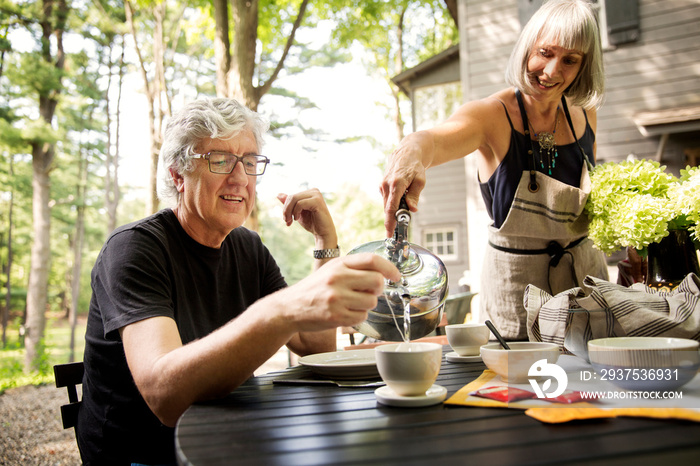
[
  {"xmin": 381, "ymin": 0, "xmax": 608, "ymax": 340},
  {"xmin": 78, "ymin": 98, "xmax": 399, "ymax": 465}
]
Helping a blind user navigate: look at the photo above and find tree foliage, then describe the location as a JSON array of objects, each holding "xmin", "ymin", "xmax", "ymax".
[
  {"xmin": 0, "ymin": 0, "xmax": 457, "ymax": 373},
  {"xmin": 330, "ymin": 0, "xmax": 458, "ymax": 143}
]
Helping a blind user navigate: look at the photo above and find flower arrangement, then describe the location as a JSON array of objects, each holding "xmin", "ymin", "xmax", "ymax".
[{"xmin": 585, "ymin": 159, "xmax": 700, "ymax": 255}]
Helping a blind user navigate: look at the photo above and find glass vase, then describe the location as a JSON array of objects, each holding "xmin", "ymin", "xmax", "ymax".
[{"xmin": 645, "ymin": 229, "xmax": 700, "ymax": 291}]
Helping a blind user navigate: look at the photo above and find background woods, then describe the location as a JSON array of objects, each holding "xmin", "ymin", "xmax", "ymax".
[{"xmin": 0, "ymin": 0, "xmax": 457, "ymax": 382}]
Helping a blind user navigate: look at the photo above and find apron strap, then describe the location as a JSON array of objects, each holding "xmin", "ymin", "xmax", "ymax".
[
  {"xmin": 514, "ymin": 88, "xmax": 540, "ymax": 193},
  {"xmin": 560, "ymin": 96, "xmax": 593, "ymax": 169}
]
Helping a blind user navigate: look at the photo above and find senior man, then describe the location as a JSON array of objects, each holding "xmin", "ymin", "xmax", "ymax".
[{"xmin": 77, "ymin": 98, "xmax": 399, "ymax": 465}]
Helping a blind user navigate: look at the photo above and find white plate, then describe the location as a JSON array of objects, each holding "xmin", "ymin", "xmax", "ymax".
[
  {"xmin": 298, "ymin": 349, "xmax": 379, "ymax": 380},
  {"xmin": 375, "ymin": 384, "xmax": 447, "ymax": 407},
  {"xmin": 445, "ymin": 352, "xmax": 482, "ymax": 363}
]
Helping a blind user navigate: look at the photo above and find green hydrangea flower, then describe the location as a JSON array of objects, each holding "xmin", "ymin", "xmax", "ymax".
[
  {"xmin": 669, "ymin": 166, "xmax": 700, "ymax": 241},
  {"xmin": 585, "ymin": 159, "xmax": 690, "ymax": 255}
]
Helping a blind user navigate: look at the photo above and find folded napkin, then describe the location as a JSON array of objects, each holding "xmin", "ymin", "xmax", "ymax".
[
  {"xmin": 445, "ymin": 355, "xmax": 700, "ymax": 424},
  {"xmin": 524, "ymin": 273, "xmax": 700, "ymax": 359}
]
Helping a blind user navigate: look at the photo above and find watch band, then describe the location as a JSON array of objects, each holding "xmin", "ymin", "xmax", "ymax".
[{"xmin": 313, "ymin": 247, "xmax": 340, "ymax": 259}]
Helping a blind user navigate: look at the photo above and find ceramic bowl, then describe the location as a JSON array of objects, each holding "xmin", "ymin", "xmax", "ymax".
[
  {"xmin": 375, "ymin": 342, "xmax": 442, "ymax": 396},
  {"xmin": 480, "ymin": 342, "xmax": 560, "ymax": 383},
  {"xmin": 588, "ymin": 337, "xmax": 700, "ymax": 391},
  {"xmin": 446, "ymin": 323, "xmax": 490, "ymax": 356}
]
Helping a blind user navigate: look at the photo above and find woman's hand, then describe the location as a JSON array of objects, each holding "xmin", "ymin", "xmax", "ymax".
[{"xmin": 380, "ymin": 133, "xmax": 430, "ymax": 238}]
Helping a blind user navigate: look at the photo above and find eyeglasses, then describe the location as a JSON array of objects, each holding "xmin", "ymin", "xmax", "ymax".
[{"xmin": 190, "ymin": 151, "xmax": 270, "ymax": 176}]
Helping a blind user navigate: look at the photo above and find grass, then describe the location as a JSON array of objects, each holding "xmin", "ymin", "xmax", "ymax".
[{"xmin": 0, "ymin": 316, "xmax": 86, "ymax": 394}]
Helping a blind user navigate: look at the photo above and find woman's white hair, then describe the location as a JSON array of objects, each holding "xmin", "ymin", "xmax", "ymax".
[
  {"xmin": 156, "ymin": 98, "xmax": 269, "ymax": 207},
  {"xmin": 505, "ymin": 0, "xmax": 605, "ymax": 109}
]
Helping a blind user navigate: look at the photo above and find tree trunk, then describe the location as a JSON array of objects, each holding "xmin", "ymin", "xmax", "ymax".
[
  {"xmin": 110, "ymin": 37, "xmax": 124, "ymax": 232},
  {"xmin": 224, "ymin": 0, "xmax": 309, "ymax": 231},
  {"xmin": 228, "ymin": 0, "xmax": 309, "ymax": 111},
  {"xmin": 213, "ymin": 0, "xmax": 230, "ymax": 98},
  {"xmin": 125, "ymin": 0, "xmax": 166, "ymax": 215},
  {"xmin": 227, "ymin": 0, "xmax": 261, "ymax": 230},
  {"xmin": 149, "ymin": 2, "xmax": 166, "ymax": 214},
  {"xmin": 25, "ymin": 145, "xmax": 52, "ymax": 370},
  {"xmin": 2, "ymin": 156, "xmax": 13, "ymax": 348},
  {"xmin": 25, "ymin": 0, "xmax": 68, "ymax": 371},
  {"xmin": 69, "ymin": 142, "xmax": 88, "ymax": 363},
  {"xmin": 105, "ymin": 37, "xmax": 124, "ymax": 234},
  {"xmin": 393, "ymin": 8, "xmax": 406, "ymax": 142},
  {"xmin": 229, "ymin": 0, "xmax": 259, "ymax": 109}
]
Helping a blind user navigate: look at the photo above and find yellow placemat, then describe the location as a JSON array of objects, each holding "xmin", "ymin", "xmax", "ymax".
[
  {"xmin": 445, "ymin": 369, "xmax": 700, "ymax": 424},
  {"xmin": 524, "ymin": 406, "xmax": 700, "ymax": 423}
]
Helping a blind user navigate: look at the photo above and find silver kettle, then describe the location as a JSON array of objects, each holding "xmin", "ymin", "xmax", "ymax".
[{"xmin": 347, "ymin": 197, "xmax": 448, "ymax": 341}]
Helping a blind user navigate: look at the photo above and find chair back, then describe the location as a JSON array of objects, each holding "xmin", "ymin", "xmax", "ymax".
[
  {"xmin": 444, "ymin": 292, "xmax": 478, "ymax": 325},
  {"xmin": 54, "ymin": 361, "xmax": 84, "ymax": 429}
]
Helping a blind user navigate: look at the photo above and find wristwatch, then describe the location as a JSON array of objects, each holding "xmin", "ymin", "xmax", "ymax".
[{"xmin": 313, "ymin": 247, "xmax": 341, "ymax": 259}]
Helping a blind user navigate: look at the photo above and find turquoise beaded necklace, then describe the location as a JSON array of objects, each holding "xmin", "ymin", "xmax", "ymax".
[{"xmin": 528, "ymin": 106, "xmax": 560, "ymax": 175}]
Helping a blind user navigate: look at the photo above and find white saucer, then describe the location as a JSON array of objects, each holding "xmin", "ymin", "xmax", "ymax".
[
  {"xmin": 445, "ymin": 352, "xmax": 482, "ymax": 363},
  {"xmin": 374, "ymin": 384, "xmax": 447, "ymax": 407}
]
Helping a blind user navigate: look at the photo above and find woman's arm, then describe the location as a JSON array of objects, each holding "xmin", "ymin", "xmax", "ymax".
[{"xmin": 380, "ymin": 98, "xmax": 500, "ymax": 237}]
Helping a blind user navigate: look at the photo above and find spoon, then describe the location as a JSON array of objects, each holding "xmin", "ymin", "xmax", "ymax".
[
  {"xmin": 273, "ymin": 379, "xmax": 385, "ymax": 388},
  {"xmin": 485, "ymin": 320, "xmax": 511, "ymax": 350}
]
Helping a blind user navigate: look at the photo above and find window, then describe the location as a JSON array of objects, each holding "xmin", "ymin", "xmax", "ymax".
[
  {"xmin": 594, "ymin": 0, "xmax": 640, "ymax": 47},
  {"xmin": 424, "ymin": 227, "xmax": 458, "ymax": 261},
  {"xmin": 518, "ymin": 0, "xmax": 639, "ymax": 50}
]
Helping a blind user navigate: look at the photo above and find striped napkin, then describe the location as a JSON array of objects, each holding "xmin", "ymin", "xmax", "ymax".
[{"xmin": 524, "ymin": 273, "xmax": 700, "ymax": 359}]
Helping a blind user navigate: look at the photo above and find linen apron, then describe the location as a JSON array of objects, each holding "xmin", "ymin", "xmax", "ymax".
[{"xmin": 479, "ymin": 91, "xmax": 609, "ymax": 340}]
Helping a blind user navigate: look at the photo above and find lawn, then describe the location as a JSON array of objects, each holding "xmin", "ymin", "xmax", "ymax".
[{"xmin": 0, "ymin": 316, "xmax": 86, "ymax": 393}]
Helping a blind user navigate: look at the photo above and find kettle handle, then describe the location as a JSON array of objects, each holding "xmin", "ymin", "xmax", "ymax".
[
  {"xmin": 392, "ymin": 194, "xmax": 412, "ymax": 247},
  {"xmin": 399, "ymin": 194, "xmax": 409, "ymax": 212},
  {"xmin": 395, "ymin": 194, "xmax": 411, "ymax": 225}
]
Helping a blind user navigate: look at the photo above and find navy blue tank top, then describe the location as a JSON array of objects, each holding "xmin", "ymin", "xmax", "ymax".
[{"xmin": 479, "ymin": 99, "xmax": 595, "ymax": 228}]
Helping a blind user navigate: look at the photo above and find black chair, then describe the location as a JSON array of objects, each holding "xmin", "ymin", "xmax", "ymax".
[
  {"xmin": 53, "ymin": 361, "xmax": 84, "ymax": 429},
  {"xmin": 444, "ymin": 291, "xmax": 478, "ymax": 326},
  {"xmin": 435, "ymin": 292, "xmax": 478, "ymax": 335}
]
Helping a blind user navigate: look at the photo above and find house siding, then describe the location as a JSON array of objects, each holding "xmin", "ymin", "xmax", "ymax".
[
  {"xmin": 597, "ymin": 0, "xmax": 700, "ymax": 165},
  {"xmin": 416, "ymin": 160, "xmax": 470, "ymax": 294}
]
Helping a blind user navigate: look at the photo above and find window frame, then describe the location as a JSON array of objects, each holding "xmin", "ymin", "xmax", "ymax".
[{"xmin": 423, "ymin": 226, "xmax": 459, "ymax": 262}]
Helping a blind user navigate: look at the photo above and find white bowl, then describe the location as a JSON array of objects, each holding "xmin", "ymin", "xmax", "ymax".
[
  {"xmin": 588, "ymin": 337, "xmax": 700, "ymax": 391},
  {"xmin": 446, "ymin": 323, "xmax": 490, "ymax": 356},
  {"xmin": 480, "ymin": 342, "xmax": 560, "ymax": 383}
]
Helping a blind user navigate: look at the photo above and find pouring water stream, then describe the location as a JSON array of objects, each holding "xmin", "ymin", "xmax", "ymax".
[{"xmin": 386, "ymin": 287, "xmax": 412, "ymax": 343}]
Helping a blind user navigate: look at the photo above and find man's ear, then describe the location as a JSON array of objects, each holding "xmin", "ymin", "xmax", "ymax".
[{"xmin": 170, "ymin": 168, "xmax": 185, "ymax": 192}]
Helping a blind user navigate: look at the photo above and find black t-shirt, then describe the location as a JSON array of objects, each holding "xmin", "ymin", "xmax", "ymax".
[{"xmin": 76, "ymin": 209, "xmax": 286, "ymax": 465}]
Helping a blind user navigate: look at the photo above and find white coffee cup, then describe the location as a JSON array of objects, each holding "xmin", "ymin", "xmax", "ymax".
[
  {"xmin": 375, "ymin": 342, "xmax": 442, "ymax": 396},
  {"xmin": 446, "ymin": 323, "xmax": 490, "ymax": 356}
]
